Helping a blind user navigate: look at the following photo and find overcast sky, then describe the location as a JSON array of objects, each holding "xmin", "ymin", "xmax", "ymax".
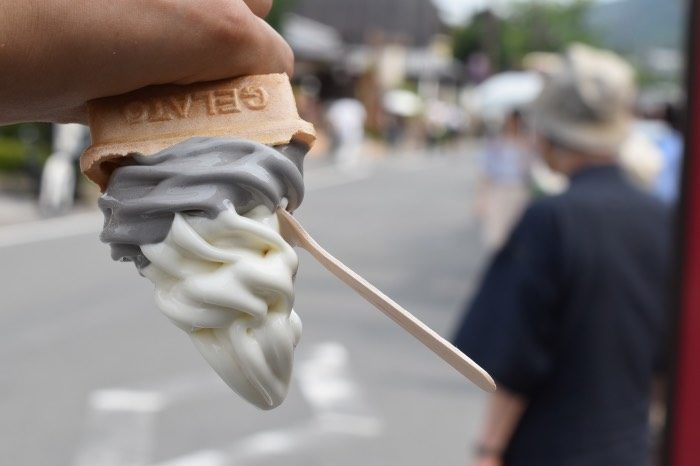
[
  {"xmin": 431, "ymin": 0, "xmax": 489, "ymax": 23},
  {"xmin": 432, "ymin": 0, "xmax": 618, "ymax": 25}
]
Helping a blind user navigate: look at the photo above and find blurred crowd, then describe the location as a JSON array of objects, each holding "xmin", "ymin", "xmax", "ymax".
[{"xmin": 472, "ymin": 93, "xmax": 683, "ymax": 254}]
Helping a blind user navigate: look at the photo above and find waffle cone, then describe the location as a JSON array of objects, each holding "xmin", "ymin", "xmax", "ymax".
[{"xmin": 81, "ymin": 74, "xmax": 315, "ymax": 191}]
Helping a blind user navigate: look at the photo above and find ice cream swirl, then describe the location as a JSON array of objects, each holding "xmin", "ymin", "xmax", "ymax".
[
  {"xmin": 99, "ymin": 137, "xmax": 306, "ymax": 268},
  {"xmin": 97, "ymin": 137, "xmax": 307, "ymax": 409},
  {"xmin": 141, "ymin": 203, "xmax": 301, "ymax": 409}
]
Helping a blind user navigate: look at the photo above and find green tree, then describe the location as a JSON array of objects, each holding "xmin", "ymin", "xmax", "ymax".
[
  {"xmin": 266, "ymin": 0, "xmax": 297, "ymax": 32},
  {"xmin": 452, "ymin": 10, "xmax": 501, "ymax": 66},
  {"xmin": 453, "ymin": 0, "xmax": 599, "ymax": 71},
  {"xmin": 0, "ymin": 124, "xmax": 51, "ymax": 172}
]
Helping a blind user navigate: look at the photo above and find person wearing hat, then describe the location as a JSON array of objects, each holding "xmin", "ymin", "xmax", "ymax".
[{"xmin": 454, "ymin": 44, "xmax": 671, "ymax": 466}]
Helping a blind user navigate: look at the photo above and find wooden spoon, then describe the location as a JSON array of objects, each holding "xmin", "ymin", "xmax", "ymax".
[{"xmin": 276, "ymin": 207, "xmax": 496, "ymax": 393}]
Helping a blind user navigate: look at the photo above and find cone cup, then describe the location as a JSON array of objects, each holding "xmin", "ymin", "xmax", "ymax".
[{"xmin": 81, "ymin": 73, "xmax": 315, "ymax": 191}]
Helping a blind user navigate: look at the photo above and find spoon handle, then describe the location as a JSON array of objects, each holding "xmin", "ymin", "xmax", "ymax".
[{"xmin": 276, "ymin": 208, "xmax": 496, "ymax": 392}]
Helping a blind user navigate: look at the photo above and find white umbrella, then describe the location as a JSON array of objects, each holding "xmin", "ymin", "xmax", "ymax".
[
  {"xmin": 464, "ymin": 71, "xmax": 543, "ymax": 123},
  {"xmin": 382, "ymin": 89, "xmax": 423, "ymax": 117}
]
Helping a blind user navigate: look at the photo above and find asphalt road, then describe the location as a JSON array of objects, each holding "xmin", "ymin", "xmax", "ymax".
[{"xmin": 1, "ymin": 146, "xmax": 490, "ymax": 466}]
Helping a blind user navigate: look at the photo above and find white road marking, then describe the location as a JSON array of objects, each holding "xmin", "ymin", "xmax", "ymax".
[
  {"xmin": 89, "ymin": 390, "xmax": 166, "ymax": 413},
  {"xmin": 72, "ymin": 375, "xmax": 225, "ymax": 466},
  {"xmin": 73, "ymin": 400, "xmax": 156, "ymax": 466},
  {"xmin": 153, "ymin": 451, "xmax": 227, "ymax": 466},
  {"xmin": 296, "ymin": 343, "xmax": 377, "ymax": 422},
  {"xmin": 73, "ymin": 343, "xmax": 381, "ymax": 466},
  {"xmin": 188, "ymin": 342, "xmax": 381, "ymax": 465}
]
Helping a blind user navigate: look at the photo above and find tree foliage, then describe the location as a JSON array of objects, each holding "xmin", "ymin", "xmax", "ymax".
[
  {"xmin": 452, "ymin": 0, "xmax": 599, "ymax": 71},
  {"xmin": 266, "ymin": 0, "xmax": 298, "ymax": 32},
  {"xmin": 0, "ymin": 124, "xmax": 51, "ymax": 171}
]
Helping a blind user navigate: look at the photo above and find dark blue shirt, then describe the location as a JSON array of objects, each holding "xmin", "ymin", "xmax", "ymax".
[{"xmin": 454, "ymin": 165, "xmax": 671, "ymax": 466}]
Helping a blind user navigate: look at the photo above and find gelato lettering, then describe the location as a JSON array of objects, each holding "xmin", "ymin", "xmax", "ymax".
[{"xmin": 123, "ymin": 85, "xmax": 269, "ymax": 124}]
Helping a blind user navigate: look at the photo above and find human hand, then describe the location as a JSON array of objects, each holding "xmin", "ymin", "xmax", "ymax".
[
  {"xmin": 0, "ymin": 0, "xmax": 292, "ymax": 124},
  {"xmin": 471, "ymin": 455, "xmax": 502, "ymax": 466}
]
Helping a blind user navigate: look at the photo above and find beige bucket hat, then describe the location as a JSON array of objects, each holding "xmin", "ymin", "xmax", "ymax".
[{"xmin": 527, "ymin": 43, "xmax": 636, "ymax": 156}]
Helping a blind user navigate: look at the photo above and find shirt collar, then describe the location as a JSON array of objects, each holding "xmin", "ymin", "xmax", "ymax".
[{"xmin": 569, "ymin": 164, "xmax": 622, "ymax": 184}]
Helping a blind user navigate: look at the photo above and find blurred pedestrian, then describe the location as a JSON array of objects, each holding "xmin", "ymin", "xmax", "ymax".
[
  {"xmin": 653, "ymin": 104, "xmax": 685, "ymax": 204},
  {"xmin": 326, "ymin": 97, "xmax": 367, "ymax": 168},
  {"xmin": 474, "ymin": 110, "xmax": 532, "ymax": 251},
  {"xmin": 618, "ymin": 121, "xmax": 664, "ymax": 191},
  {"xmin": 454, "ymin": 44, "xmax": 671, "ymax": 466},
  {"xmin": 39, "ymin": 124, "xmax": 91, "ymax": 216}
]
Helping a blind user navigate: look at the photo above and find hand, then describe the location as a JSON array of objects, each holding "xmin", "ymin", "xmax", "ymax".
[
  {"xmin": 0, "ymin": 0, "xmax": 293, "ymax": 124},
  {"xmin": 472, "ymin": 456, "xmax": 502, "ymax": 466}
]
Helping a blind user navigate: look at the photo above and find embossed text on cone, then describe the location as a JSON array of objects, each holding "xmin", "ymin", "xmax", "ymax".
[{"xmin": 81, "ymin": 73, "xmax": 315, "ymax": 190}]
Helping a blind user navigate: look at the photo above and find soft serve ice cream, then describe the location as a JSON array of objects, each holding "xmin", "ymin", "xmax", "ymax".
[
  {"xmin": 142, "ymin": 204, "xmax": 301, "ymax": 408},
  {"xmin": 99, "ymin": 137, "xmax": 307, "ymax": 409}
]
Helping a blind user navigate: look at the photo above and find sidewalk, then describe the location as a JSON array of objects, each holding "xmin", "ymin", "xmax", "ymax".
[{"xmin": 0, "ymin": 193, "xmax": 41, "ymax": 226}]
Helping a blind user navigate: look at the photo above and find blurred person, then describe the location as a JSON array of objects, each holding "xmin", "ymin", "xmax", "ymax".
[
  {"xmin": 326, "ymin": 97, "xmax": 366, "ymax": 168},
  {"xmin": 424, "ymin": 99, "xmax": 467, "ymax": 151},
  {"xmin": 0, "ymin": 0, "xmax": 293, "ymax": 125},
  {"xmin": 454, "ymin": 44, "xmax": 670, "ymax": 466},
  {"xmin": 618, "ymin": 122, "xmax": 664, "ymax": 190},
  {"xmin": 617, "ymin": 104, "xmax": 684, "ymax": 202},
  {"xmin": 425, "ymin": 99, "xmax": 450, "ymax": 148},
  {"xmin": 384, "ymin": 112, "xmax": 405, "ymax": 147},
  {"xmin": 474, "ymin": 110, "xmax": 532, "ymax": 251},
  {"xmin": 295, "ymin": 75, "xmax": 324, "ymax": 130},
  {"xmin": 652, "ymin": 104, "xmax": 685, "ymax": 204},
  {"xmin": 39, "ymin": 124, "xmax": 91, "ymax": 216}
]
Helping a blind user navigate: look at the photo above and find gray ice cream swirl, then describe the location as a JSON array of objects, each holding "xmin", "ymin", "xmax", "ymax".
[{"xmin": 99, "ymin": 137, "xmax": 307, "ymax": 267}]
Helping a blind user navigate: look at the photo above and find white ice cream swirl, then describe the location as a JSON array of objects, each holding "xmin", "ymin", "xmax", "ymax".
[{"xmin": 140, "ymin": 201, "xmax": 301, "ymax": 409}]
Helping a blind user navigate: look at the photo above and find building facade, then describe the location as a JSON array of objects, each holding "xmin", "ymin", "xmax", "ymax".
[{"xmin": 293, "ymin": 0, "xmax": 444, "ymax": 46}]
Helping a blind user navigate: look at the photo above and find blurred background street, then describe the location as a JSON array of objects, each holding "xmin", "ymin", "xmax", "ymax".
[{"xmin": 0, "ymin": 0, "xmax": 687, "ymax": 464}]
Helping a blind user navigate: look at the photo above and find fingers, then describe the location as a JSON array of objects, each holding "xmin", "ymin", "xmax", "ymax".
[
  {"xmin": 227, "ymin": 2, "xmax": 295, "ymax": 77},
  {"xmin": 172, "ymin": 12, "xmax": 294, "ymax": 84},
  {"xmin": 218, "ymin": 7, "xmax": 294, "ymax": 78},
  {"xmin": 236, "ymin": 16, "xmax": 294, "ymax": 77},
  {"xmin": 52, "ymin": 104, "xmax": 89, "ymax": 125},
  {"xmin": 242, "ymin": 0, "xmax": 273, "ymax": 18}
]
